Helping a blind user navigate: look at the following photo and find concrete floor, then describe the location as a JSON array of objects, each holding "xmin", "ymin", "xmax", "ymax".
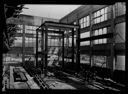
[{"xmin": 2, "ymin": 65, "xmax": 122, "ymax": 91}]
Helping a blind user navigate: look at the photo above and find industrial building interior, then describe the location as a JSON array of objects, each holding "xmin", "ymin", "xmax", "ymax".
[{"xmin": 2, "ymin": 2, "xmax": 127, "ymax": 93}]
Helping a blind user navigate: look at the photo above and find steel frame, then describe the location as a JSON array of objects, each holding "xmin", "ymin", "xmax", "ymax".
[{"xmin": 36, "ymin": 21, "xmax": 80, "ymax": 75}]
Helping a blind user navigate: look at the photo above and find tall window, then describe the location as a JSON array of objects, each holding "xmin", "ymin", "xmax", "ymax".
[
  {"xmin": 79, "ymin": 15, "xmax": 90, "ymax": 28},
  {"xmin": 69, "ymin": 36, "xmax": 72, "ymax": 47},
  {"xmin": 93, "ymin": 7, "xmax": 108, "ymax": 24},
  {"xmin": 93, "ymin": 27, "xmax": 107, "ymax": 36},
  {"xmin": 93, "ymin": 27, "xmax": 107, "ymax": 44},
  {"xmin": 74, "ymin": 35, "xmax": 76, "ymax": 46},
  {"xmin": 17, "ymin": 25, "xmax": 23, "ymax": 33},
  {"xmin": 80, "ymin": 31, "xmax": 90, "ymax": 46},
  {"xmin": 74, "ymin": 21, "xmax": 77, "ymax": 31}
]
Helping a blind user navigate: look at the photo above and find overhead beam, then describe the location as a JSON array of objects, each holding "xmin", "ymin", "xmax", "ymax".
[
  {"xmin": 44, "ymin": 30, "xmax": 64, "ymax": 34},
  {"xmin": 42, "ymin": 21, "xmax": 79, "ymax": 29}
]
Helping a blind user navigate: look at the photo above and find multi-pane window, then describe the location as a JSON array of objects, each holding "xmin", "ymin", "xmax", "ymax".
[
  {"xmin": 93, "ymin": 56, "xmax": 107, "ymax": 67},
  {"xmin": 80, "ymin": 31, "xmax": 90, "ymax": 38},
  {"xmin": 80, "ymin": 41, "xmax": 90, "ymax": 46},
  {"xmin": 25, "ymin": 25, "xmax": 37, "ymax": 34},
  {"xmin": 17, "ymin": 25, "xmax": 23, "ymax": 29},
  {"xmin": 94, "ymin": 27, "xmax": 107, "ymax": 36},
  {"xmin": 80, "ymin": 31, "xmax": 90, "ymax": 46},
  {"xmin": 17, "ymin": 25, "xmax": 23, "ymax": 33},
  {"xmin": 93, "ymin": 7, "xmax": 108, "ymax": 24},
  {"xmin": 26, "ymin": 25, "xmax": 32, "ymax": 30},
  {"xmin": 25, "ymin": 29, "xmax": 32, "ymax": 34},
  {"xmin": 79, "ymin": 15, "xmax": 90, "ymax": 28},
  {"xmin": 94, "ymin": 38, "xmax": 107, "ymax": 44},
  {"xmin": 3, "ymin": 54, "xmax": 22, "ymax": 63},
  {"xmin": 93, "ymin": 27, "xmax": 107, "ymax": 44},
  {"xmin": 80, "ymin": 54, "xmax": 90, "ymax": 64},
  {"xmin": 25, "ymin": 37, "xmax": 36, "ymax": 47},
  {"xmin": 115, "ymin": 2, "xmax": 126, "ymax": 17},
  {"xmin": 69, "ymin": 37, "xmax": 72, "ymax": 47},
  {"xmin": 17, "ymin": 30, "xmax": 23, "ymax": 33},
  {"xmin": 25, "ymin": 54, "xmax": 35, "ymax": 61},
  {"xmin": 33, "ymin": 31, "xmax": 41, "ymax": 38},
  {"xmin": 13, "ymin": 37, "xmax": 22, "ymax": 47}
]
